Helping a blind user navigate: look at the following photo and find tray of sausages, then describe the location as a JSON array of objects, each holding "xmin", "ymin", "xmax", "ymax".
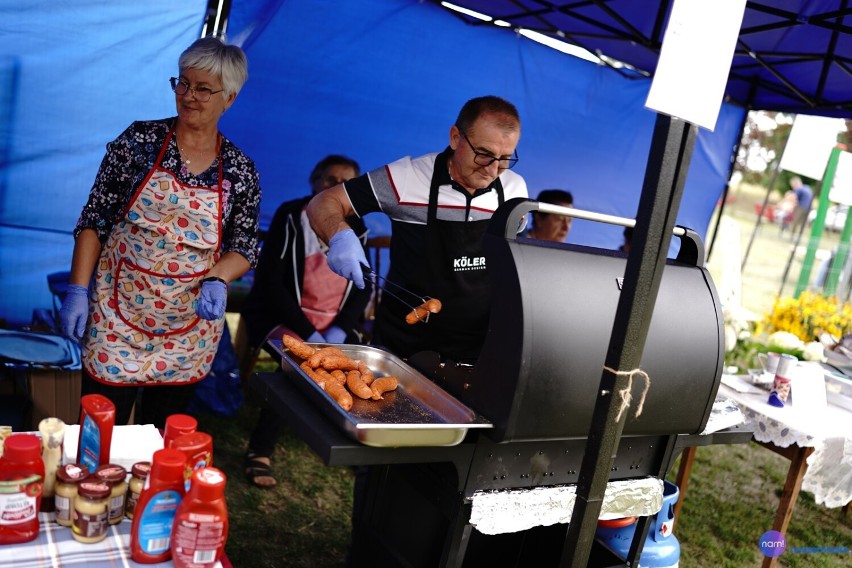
[{"xmin": 269, "ymin": 338, "xmax": 492, "ymax": 447}]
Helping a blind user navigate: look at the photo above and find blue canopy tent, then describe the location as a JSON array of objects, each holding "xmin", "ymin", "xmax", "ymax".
[
  {"xmin": 1, "ymin": 0, "xmax": 849, "ymax": 327},
  {"xmin": 0, "ymin": 0, "xmax": 745, "ymax": 327}
]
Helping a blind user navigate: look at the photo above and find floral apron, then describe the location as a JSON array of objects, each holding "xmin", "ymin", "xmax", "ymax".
[{"xmin": 82, "ymin": 127, "xmax": 224, "ymax": 385}]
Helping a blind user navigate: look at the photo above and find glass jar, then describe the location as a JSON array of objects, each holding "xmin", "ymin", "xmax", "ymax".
[
  {"xmin": 125, "ymin": 461, "xmax": 151, "ymax": 520},
  {"xmin": 94, "ymin": 464, "xmax": 127, "ymax": 524},
  {"xmin": 54, "ymin": 463, "xmax": 90, "ymax": 527},
  {"xmin": 72, "ymin": 481, "xmax": 111, "ymax": 544}
]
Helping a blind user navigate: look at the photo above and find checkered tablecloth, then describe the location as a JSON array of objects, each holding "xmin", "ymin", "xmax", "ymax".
[{"xmin": 0, "ymin": 513, "xmax": 228, "ymax": 568}]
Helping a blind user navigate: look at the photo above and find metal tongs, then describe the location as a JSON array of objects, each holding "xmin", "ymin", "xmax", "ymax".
[{"xmin": 361, "ymin": 266, "xmax": 437, "ymax": 322}]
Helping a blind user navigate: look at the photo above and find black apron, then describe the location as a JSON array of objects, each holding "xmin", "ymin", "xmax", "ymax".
[{"xmin": 372, "ymin": 150, "xmax": 504, "ymax": 363}]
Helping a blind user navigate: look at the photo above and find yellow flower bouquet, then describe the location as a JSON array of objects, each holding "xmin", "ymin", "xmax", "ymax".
[{"xmin": 724, "ymin": 292, "xmax": 852, "ymax": 372}]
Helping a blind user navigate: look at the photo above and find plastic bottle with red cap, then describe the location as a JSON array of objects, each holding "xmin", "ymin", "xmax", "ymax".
[
  {"xmin": 172, "ymin": 431, "xmax": 213, "ymax": 493},
  {"xmin": 0, "ymin": 434, "xmax": 45, "ymax": 544},
  {"xmin": 163, "ymin": 414, "xmax": 198, "ymax": 448},
  {"xmin": 171, "ymin": 467, "xmax": 229, "ymax": 568},
  {"xmin": 76, "ymin": 394, "xmax": 116, "ymax": 472},
  {"xmin": 130, "ymin": 448, "xmax": 186, "ymax": 563}
]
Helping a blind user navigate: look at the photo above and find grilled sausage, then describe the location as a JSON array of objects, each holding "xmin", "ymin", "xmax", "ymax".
[
  {"xmin": 405, "ymin": 305, "xmax": 431, "ymax": 325},
  {"xmin": 424, "ymin": 298, "xmax": 442, "ymax": 313},
  {"xmin": 283, "ymin": 335, "xmax": 316, "ymax": 360},
  {"xmin": 324, "ymin": 381, "xmax": 354, "ymax": 411},
  {"xmin": 346, "ymin": 370, "xmax": 373, "ymax": 400},
  {"xmin": 320, "ymin": 356, "xmax": 361, "ymax": 371},
  {"xmin": 300, "ymin": 361, "xmax": 326, "ymax": 389},
  {"xmin": 308, "ymin": 346, "xmax": 346, "ymax": 368},
  {"xmin": 370, "ymin": 376, "xmax": 399, "ymax": 400}
]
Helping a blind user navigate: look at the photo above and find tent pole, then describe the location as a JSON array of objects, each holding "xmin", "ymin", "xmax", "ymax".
[
  {"xmin": 201, "ymin": 0, "xmax": 233, "ymax": 39},
  {"xmin": 561, "ymin": 114, "xmax": 697, "ymax": 568},
  {"xmin": 707, "ymin": 108, "xmax": 749, "ymax": 262}
]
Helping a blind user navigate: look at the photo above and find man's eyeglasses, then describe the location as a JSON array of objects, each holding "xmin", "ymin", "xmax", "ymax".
[
  {"xmin": 458, "ymin": 128, "xmax": 519, "ymax": 169},
  {"xmin": 169, "ymin": 77, "xmax": 224, "ymax": 103}
]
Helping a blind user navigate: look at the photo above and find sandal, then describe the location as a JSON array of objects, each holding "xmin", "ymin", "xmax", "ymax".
[{"xmin": 244, "ymin": 451, "xmax": 277, "ymax": 488}]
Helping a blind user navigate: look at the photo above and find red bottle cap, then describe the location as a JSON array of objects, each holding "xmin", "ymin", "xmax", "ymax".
[
  {"xmin": 95, "ymin": 464, "xmax": 127, "ymax": 484},
  {"xmin": 130, "ymin": 461, "xmax": 151, "ymax": 480},
  {"xmin": 172, "ymin": 431, "xmax": 213, "ymax": 453},
  {"xmin": 56, "ymin": 464, "xmax": 90, "ymax": 484},
  {"xmin": 2, "ymin": 434, "xmax": 41, "ymax": 462},
  {"xmin": 81, "ymin": 394, "xmax": 116, "ymax": 414},
  {"xmin": 164, "ymin": 414, "xmax": 198, "ymax": 447},
  {"xmin": 78, "ymin": 481, "xmax": 111, "ymax": 501},
  {"xmin": 188, "ymin": 467, "xmax": 227, "ymax": 502},
  {"xmin": 150, "ymin": 448, "xmax": 187, "ymax": 483}
]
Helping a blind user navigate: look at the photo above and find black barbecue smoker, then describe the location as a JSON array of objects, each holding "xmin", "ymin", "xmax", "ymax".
[{"xmin": 251, "ymin": 195, "xmax": 751, "ymax": 567}]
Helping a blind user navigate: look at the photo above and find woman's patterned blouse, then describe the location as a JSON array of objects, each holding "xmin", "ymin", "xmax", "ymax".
[{"xmin": 74, "ymin": 118, "xmax": 261, "ymax": 267}]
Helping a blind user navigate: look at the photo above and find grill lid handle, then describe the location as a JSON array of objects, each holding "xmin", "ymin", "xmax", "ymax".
[{"xmin": 489, "ymin": 198, "xmax": 705, "ymax": 266}]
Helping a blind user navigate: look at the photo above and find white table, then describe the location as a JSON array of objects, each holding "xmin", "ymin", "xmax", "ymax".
[{"xmin": 676, "ymin": 372, "xmax": 852, "ymax": 568}]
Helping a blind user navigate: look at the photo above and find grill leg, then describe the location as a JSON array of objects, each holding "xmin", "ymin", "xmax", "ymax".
[{"xmin": 440, "ymin": 501, "xmax": 473, "ymax": 567}]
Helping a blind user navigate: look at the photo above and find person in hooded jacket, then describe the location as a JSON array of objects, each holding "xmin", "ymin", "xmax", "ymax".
[{"xmin": 239, "ymin": 154, "xmax": 370, "ymax": 487}]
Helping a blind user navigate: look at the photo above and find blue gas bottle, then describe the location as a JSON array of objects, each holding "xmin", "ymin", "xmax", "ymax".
[{"xmin": 594, "ymin": 480, "xmax": 681, "ymax": 568}]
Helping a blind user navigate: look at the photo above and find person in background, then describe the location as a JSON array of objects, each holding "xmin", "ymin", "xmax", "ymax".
[
  {"xmin": 620, "ymin": 226, "xmax": 633, "ymax": 253},
  {"xmin": 239, "ymin": 155, "xmax": 370, "ymax": 488},
  {"xmin": 58, "ymin": 37, "xmax": 260, "ymax": 429},
  {"xmin": 774, "ymin": 188, "xmax": 798, "ymax": 234},
  {"xmin": 307, "ymin": 95, "xmax": 527, "ymax": 365},
  {"xmin": 789, "ymin": 175, "xmax": 813, "ymax": 235},
  {"xmin": 525, "ymin": 189, "xmax": 574, "ymax": 242}
]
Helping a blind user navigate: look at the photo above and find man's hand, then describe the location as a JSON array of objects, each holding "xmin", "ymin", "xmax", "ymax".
[
  {"xmin": 59, "ymin": 284, "xmax": 89, "ymax": 340},
  {"xmin": 327, "ymin": 229, "xmax": 370, "ymax": 289},
  {"xmin": 196, "ymin": 278, "xmax": 228, "ymax": 320}
]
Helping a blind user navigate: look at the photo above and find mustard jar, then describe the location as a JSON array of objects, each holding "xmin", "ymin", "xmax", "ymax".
[
  {"xmin": 54, "ymin": 463, "xmax": 90, "ymax": 527},
  {"xmin": 125, "ymin": 461, "xmax": 151, "ymax": 520},
  {"xmin": 72, "ymin": 481, "xmax": 111, "ymax": 544},
  {"xmin": 95, "ymin": 463, "xmax": 128, "ymax": 524}
]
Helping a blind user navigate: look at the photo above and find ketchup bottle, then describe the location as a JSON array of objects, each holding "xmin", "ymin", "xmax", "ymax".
[
  {"xmin": 130, "ymin": 448, "xmax": 186, "ymax": 563},
  {"xmin": 172, "ymin": 431, "xmax": 213, "ymax": 493},
  {"xmin": 163, "ymin": 414, "xmax": 198, "ymax": 449},
  {"xmin": 171, "ymin": 468, "xmax": 229, "ymax": 568},
  {"xmin": 76, "ymin": 394, "xmax": 116, "ymax": 472},
  {"xmin": 0, "ymin": 434, "xmax": 45, "ymax": 544}
]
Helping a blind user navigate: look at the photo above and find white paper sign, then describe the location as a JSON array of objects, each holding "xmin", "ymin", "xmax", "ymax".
[
  {"xmin": 779, "ymin": 114, "xmax": 846, "ymax": 181},
  {"xmin": 829, "ymin": 150, "xmax": 852, "ymax": 205},
  {"xmin": 789, "ymin": 362, "xmax": 828, "ymax": 414},
  {"xmin": 645, "ymin": 0, "xmax": 747, "ymax": 130}
]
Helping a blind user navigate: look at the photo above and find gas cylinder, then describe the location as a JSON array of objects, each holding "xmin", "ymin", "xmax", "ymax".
[{"xmin": 594, "ymin": 480, "xmax": 681, "ymax": 568}]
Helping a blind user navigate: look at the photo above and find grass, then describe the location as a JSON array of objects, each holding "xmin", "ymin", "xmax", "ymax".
[{"xmin": 196, "ymin": 183, "xmax": 851, "ymax": 566}]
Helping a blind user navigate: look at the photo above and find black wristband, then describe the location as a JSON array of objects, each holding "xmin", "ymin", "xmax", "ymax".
[{"xmin": 202, "ymin": 276, "xmax": 227, "ymax": 285}]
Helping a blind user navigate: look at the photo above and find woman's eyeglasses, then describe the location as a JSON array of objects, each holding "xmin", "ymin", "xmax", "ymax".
[{"xmin": 169, "ymin": 77, "xmax": 224, "ymax": 102}]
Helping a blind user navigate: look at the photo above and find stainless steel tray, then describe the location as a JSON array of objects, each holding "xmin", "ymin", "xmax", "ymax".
[{"xmin": 269, "ymin": 341, "xmax": 492, "ymax": 447}]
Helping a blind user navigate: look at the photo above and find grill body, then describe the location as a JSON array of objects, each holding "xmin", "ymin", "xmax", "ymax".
[{"xmin": 432, "ymin": 230, "xmax": 724, "ymax": 442}]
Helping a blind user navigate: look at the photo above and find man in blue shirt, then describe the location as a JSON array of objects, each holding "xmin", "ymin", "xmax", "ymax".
[{"xmin": 790, "ymin": 175, "xmax": 813, "ymax": 234}]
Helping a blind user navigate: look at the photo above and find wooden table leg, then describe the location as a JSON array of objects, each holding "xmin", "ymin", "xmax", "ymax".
[
  {"xmin": 758, "ymin": 443, "xmax": 814, "ymax": 568},
  {"xmin": 672, "ymin": 447, "xmax": 697, "ymax": 532}
]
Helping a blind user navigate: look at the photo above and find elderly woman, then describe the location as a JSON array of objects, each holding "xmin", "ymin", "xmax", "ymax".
[{"xmin": 59, "ymin": 36, "xmax": 261, "ymax": 428}]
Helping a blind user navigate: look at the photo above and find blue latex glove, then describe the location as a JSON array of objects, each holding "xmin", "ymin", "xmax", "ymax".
[
  {"xmin": 323, "ymin": 325, "xmax": 347, "ymax": 344},
  {"xmin": 59, "ymin": 284, "xmax": 89, "ymax": 340},
  {"xmin": 306, "ymin": 331, "xmax": 325, "ymax": 343},
  {"xmin": 327, "ymin": 229, "xmax": 370, "ymax": 289},
  {"xmin": 196, "ymin": 278, "xmax": 228, "ymax": 320}
]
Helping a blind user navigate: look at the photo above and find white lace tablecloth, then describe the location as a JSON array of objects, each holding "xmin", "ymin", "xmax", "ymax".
[{"xmin": 719, "ymin": 375, "xmax": 852, "ymax": 508}]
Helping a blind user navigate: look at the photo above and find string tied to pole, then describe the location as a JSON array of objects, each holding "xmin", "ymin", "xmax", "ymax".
[{"xmin": 603, "ymin": 366, "xmax": 651, "ymax": 422}]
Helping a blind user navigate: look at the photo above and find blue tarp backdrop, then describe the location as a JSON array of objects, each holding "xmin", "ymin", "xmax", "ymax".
[{"xmin": 0, "ymin": 0, "xmax": 745, "ymax": 327}]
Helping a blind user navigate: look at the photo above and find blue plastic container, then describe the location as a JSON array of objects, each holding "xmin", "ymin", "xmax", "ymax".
[{"xmin": 595, "ymin": 480, "xmax": 681, "ymax": 567}]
